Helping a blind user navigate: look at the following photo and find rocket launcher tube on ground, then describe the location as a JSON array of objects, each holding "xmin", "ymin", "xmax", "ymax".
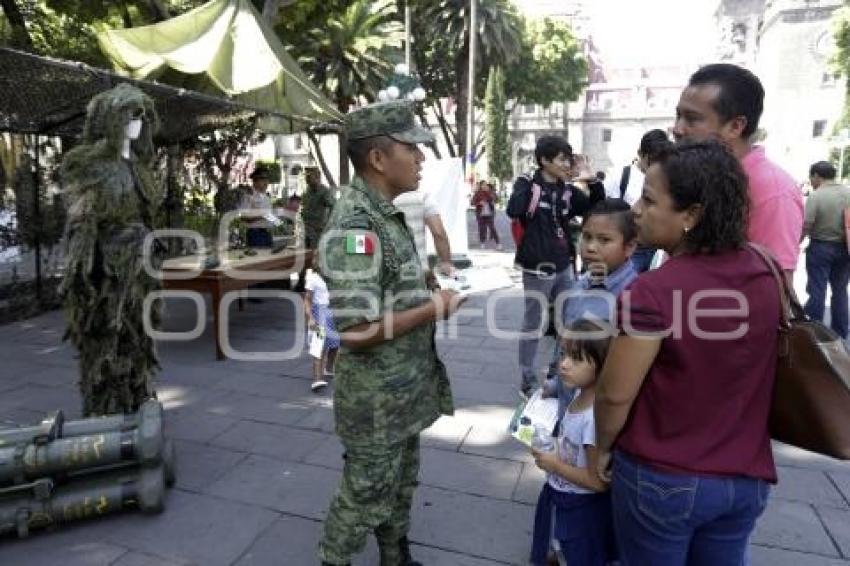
[
  {"xmin": 0, "ymin": 400, "xmax": 162, "ymax": 447},
  {"xmin": 0, "ymin": 465, "xmax": 166, "ymax": 538},
  {"xmin": 0, "ymin": 407, "xmax": 164, "ymax": 485}
]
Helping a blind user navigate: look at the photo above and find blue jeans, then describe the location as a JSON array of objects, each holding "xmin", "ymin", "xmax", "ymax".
[
  {"xmin": 804, "ymin": 239, "xmax": 850, "ymax": 338},
  {"xmin": 519, "ymin": 269, "xmax": 573, "ymax": 389},
  {"xmin": 611, "ymin": 451, "xmax": 770, "ymax": 566}
]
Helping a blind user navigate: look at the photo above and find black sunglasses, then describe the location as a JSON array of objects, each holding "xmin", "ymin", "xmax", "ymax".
[{"xmin": 130, "ymin": 107, "xmax": 145, "ymax": 120}]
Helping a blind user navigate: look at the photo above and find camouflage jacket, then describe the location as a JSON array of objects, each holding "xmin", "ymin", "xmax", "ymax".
[
  {"xmin": 301, "ymin": 184, "xmax": 334, "ymax": 239},
  {"xmin": 321, "ymin": 176, "xmax": 453, "ymax": 448}
]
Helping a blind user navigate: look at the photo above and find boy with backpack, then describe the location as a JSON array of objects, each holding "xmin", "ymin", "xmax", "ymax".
[{"xmin": 507, "ymin": 135, "xmax": 605, "ymax": 396}]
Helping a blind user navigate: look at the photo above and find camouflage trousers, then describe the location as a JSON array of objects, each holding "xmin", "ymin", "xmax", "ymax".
[{"xmin": 319, "ymin": 435, "xmax": 420, "ymax": 565}]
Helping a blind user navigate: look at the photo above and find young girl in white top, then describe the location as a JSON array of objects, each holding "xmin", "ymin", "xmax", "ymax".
[
  {"xmin": 303, "ymin": 256, "xmax": 339, "ymax": 392},
  {"xmin": 530, "ymin": 318, "xmax": 617, "ymax": 566}
]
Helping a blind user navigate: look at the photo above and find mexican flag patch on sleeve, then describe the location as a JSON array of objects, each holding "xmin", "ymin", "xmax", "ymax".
[{"xmin": 345, "ymin": 233, "xmax": 376, "ymax": 255}]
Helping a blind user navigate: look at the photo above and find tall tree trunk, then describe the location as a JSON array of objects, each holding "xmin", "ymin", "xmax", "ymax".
[
  {"xmin": 307, "ymin": 130, "xmax": 337, "ymax": 188},
  {"xmin": 338, "ymin": 132, "xmax": 350, "ymax": 185},
  {"xmin": 164, "ymin": 144, "xmax": 183, "ymax": 229},
  {"xmin": 455, "ymin": 46, "xmax": 469, "ymax": 168},
  {"xmin": 0, "ymin": 0, "xmax": 33, "ymax": 51},
  {"xmin": 143, "ymin": 0, "xmax": 170, "ymax": 22},
  {"xmin": 433, "ymin": 101, "xmax": 457, "ymax": 158},
  {"xmin": 118, "ymin": 1, "xmax": 133, "ymax": 28},
  {"xmin": 336, "ymin": 98, "xmax": 351, "ymax": 185}
]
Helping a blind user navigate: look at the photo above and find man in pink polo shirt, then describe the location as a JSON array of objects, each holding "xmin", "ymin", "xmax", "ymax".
[{"xmin": 672, "ymin": 63, "xmax": 803, "ymax": 276}]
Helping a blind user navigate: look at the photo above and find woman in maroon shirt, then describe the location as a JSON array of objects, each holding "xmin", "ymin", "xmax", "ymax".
[{"xmin": 594, "ymin": 140, "xmax": 779, "ymax": 565}]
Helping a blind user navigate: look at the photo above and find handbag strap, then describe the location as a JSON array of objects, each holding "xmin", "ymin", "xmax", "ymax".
[{"xmin": 745, "ymin": 243, "xmax": 804, "ymax": 330}]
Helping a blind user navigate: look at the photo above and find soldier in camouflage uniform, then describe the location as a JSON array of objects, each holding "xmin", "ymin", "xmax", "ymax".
[
  {"xmin": 318, "ymin": 101, "xmax": 464, "ymax": 566},
  {"xmin": 60, "ymin": 83, "xmax": 162, "ymax": 417},
  {"xmin": 300, "ymin": 166, "xmax": 335, "ymax": 248}
]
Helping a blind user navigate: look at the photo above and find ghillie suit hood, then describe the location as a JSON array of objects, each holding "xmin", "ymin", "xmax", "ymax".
[{"xmin": 60, "ymin": 83, "xmax": 163, "ymax": 417}]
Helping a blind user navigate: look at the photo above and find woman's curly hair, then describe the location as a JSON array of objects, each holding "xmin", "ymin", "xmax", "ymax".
[{"xmin": 651, "ymin": 139, "xmax": 750, "ymax": 254}]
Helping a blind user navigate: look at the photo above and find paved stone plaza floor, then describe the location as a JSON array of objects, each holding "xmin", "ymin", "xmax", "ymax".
[{"xmin": 0, "ymin": 211, "xmax": 848, "ymax": 565}]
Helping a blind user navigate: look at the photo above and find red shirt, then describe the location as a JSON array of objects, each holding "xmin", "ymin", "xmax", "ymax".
[{"xmin": 616, "ymin": 248, "xmax": 779, "ymax": 482}]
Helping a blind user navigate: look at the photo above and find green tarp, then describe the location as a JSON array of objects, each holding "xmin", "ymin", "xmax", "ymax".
[{"xmin": 98, "ymin": 0, "xmax": 341, "ymax": 133}]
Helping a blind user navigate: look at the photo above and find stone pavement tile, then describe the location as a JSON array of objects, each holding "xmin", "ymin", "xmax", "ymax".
[
  {"xmin": 22, "ymin": 364, "xmax": 78, "ymax": 389},
  {"xmin": 442, "ymin": 360, "xmax": 483, "ymax": 380},
  {"xmin": 211, "ymin": 372, "xmax": 325, "ymax": 406},
  {"xmin": 209, "ymin": 419, "xmax": 330, "ymax": 462},
  {"xmin": 0, "ymin": 405, "xmax": 44, "ymax": 426},
  {"xmin": 390, "ymin": 544, "xmax": 504, "ymax": 566},
  {"xmin": 292, "ymin": 402, "xmax": 337, "ymax": 433},
  {"xmin": 94, "ymin": 489, "xmax": 277, "ymax": 566},
  {"xmin": 751, "ymin": 498, "xmax": 840, "ymax": 556},
  {"xmin": 0, "ymin": 375, "xmax": 29, "ymax": 394},
  {"xmin": 0, "ymin": 536, "xmax": 127, "ymax": 566},
  {"xmin": 234, "ymin": 514, "xmax": 328, "ymax": 566},
  {"xmin": 750, "ymin": 545, "xmax": 850, "ymax": 565},
  {"xmin": 195, "ymin": 390, "xmax": 315, "ymax": 426},
  {"xmin": 302, "ymin": 433, "xmax": 344, "ymax": 470},
  {"xmin": 478, "ymin": 362, "xmax": 523, "ymax": 385},
  {"xmin": 158, "ymin": 360, "xmax": 230, "ymax": 389},
  {"xmin": 773, "ymin": 442, "xmax": 850, "ymax": 474},
  {"xmin": 450, "ymin": 376, "xmax": 522, "ymax": 406},
  {"xmin": 234, "ymin": 514, "xmax": 390, "ymax": 566},
  {"xmin": 165, "ymin": 407, "xmax": 239, "ymax": 443},
  {"xmin": 459, "ymin": 424, "xmax": 533, "ymax": 464},
  {"xmin": 774, "ymin": 466, "xmax": 848, "ymax": 509},
  {"xmin": 436, "ymin": 334, "xmax": 485, "ymax": 349},
  {"xmin": 442, "ymin": 344, "xmax": 521, "ymax": 364},
  {"xmin": 455, "ymin": 405, "xmax": 521, "ymax": 431},
  {"xmin": 208, "ymin": 455, "xmax": 340, "ymax": 520},
  {"xmin": 828, "ymin": 471, "xmax": 850, "ymax": 507},
  {"xmin": 818, "ymin": 506, "xmax": 850, "ymax": 559},
  {"xmin": 111, "ymin": 550, "xmax": 194, "ymax": 566},
  {"xmin": 156, "ymin": 383, "xmax": 228, "ymax": 416},
  {"xmin": 0, "ymin": 383, "xmax": 82, "ymax": 418},
  {"xmin": 172, "ymin": 439, "xmax": 247, "ymax": 493},
  {"xmin": 420, "ymin": 414, "xmax": 472, "ymax": 451},
  {"xmin": 419, "ymin": 447, "xmax": 523, "ymax": 500},
  {"xmin": 513, "ymin": 462, "xmax": 547, "ymax": 505},
  {"xmin": 410, "ymin": 485, "xmax": 534, "ymax": 564}
]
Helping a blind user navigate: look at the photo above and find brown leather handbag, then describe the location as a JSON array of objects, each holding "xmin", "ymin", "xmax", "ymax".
[{"xmin": 749, "ymin": 244, "xmax": 850, "ymax": 460}]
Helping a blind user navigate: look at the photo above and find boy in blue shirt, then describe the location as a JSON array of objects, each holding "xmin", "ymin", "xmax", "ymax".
[{"xmin": 545, "ymin": 198, "xmax": 639, "ymax": 416}]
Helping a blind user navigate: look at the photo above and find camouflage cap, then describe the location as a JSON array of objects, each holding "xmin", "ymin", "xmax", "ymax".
[{"xmin": 345, "ymin": 101, "xmax": 435, "ymax": 144}]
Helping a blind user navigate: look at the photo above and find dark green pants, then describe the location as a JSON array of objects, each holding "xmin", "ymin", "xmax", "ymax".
[{"xmin": 319, "ymin": 435, "xmax": 420, "ymax": 565}]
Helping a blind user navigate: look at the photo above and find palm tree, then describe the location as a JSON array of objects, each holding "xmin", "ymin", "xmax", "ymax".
[
  {"xmin": 411, "ymin": 0, "xmax": 522, "ymax": 164},
  {"xmin": 295, "ymin": 0, "xmax": 403, "ymax": 183},
  {"xmin": 298, "ymin": 0, "xmax": 403, "ymax": 114}
]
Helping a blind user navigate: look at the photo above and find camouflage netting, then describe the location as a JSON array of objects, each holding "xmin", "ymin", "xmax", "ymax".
[{"xmin": 0, "ymin": 47, "xmax": 322, "ymax": 142}]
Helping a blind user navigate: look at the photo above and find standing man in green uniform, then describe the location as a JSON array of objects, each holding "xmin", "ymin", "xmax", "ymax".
[
  {"xmin": 318, "ymin": 101, "xmax": 464, "ymax": 566},
  {"xmin": 301, "ymin": 165, "xmax": 335, "ymax": 249}
]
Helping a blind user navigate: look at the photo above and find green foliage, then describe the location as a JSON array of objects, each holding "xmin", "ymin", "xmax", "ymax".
[
  {"xmin": 505, "ymin": 17, "xmax": 587, "ymax": 106},
  {"xmin": 286, "ymin": 0, "xmax": 403, "ymax": 112},
  {"xmin": 485, "ymin": 66, "xmax": 511, "ymax": 182}
]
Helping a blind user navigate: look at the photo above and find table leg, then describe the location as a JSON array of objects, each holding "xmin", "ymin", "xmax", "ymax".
[{"xmin": 212, "ymin": 285, "xmax": 224, "ymax": 361}]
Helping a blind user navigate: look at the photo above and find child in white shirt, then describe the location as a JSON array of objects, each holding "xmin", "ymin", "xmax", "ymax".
[{"xmin": 303, "ymin": 263, "xmax": 338, "ymax": 392}]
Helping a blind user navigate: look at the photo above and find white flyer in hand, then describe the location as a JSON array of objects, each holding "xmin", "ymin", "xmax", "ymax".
[
  {"xmin": 436, "ymin": 267, "xmax": 513, "ymax": 297},
  {"xmin": 508, "ymin": 389, "xmax": 560, "ymax": 447}
]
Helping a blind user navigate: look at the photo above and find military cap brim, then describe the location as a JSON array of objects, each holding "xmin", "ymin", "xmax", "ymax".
[{"xmin": 388, "ymin": 125, "xmax": 435, "ymax": 145}]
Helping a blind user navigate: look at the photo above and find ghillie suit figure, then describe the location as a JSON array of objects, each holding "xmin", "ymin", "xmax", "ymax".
[{"xmin": 61, "ymin": 83, "xmax": 163, "ymax": 417}]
